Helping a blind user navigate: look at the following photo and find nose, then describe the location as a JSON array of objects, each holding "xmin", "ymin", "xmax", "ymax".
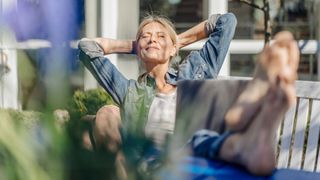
[{"xmin": 150, "ymin": 34, "xmax": 157, "ymax": 43}]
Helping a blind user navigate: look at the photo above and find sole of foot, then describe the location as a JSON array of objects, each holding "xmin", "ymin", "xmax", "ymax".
[
  {"xmin": 225, "ymin": 31, "xmax": 299, "ymax": 131},
  {"xmin": 221, "ymin": 86, "xmax": 291, "ymax": 175}
]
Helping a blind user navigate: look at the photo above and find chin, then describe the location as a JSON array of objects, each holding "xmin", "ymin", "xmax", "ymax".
[
  {"xmin": 140, "ymin": 54, "xmax": 169, "ymax": 64},
  {"xmin": 142, "ymin": 55, "xmax": 160, "ymax": 62},
  {"xmin": 147, "ymin": 58, "xmax": 169, "ymax": 64}
]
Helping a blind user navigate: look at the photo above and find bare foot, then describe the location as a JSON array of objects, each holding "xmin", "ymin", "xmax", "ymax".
[
  {"xmin": 219, "ymin": 31, "xmax": 299, "ymax": 175},
  {"xmin": 225, "ymin": 31, "xmax": 299, "ymax": 131},
  {"xmin": 220, "ymin": 85, "xmax": 292, "ymax": 175}
]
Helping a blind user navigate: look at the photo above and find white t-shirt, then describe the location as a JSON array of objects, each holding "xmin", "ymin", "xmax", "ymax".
[{"xmin": 145, "ymin": 89, "xmax": 177, "ymax": 148}]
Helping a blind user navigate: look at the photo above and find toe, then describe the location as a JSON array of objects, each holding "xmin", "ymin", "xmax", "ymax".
[{"xmin": 274, "ymin": 31, "xmax": 294, "ymax": 43}]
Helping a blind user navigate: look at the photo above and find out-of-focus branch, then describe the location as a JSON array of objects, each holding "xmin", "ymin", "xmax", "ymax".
[
  {"xmin": 263, "ymin": 0, "xmax": 271, "ymax": 45},
  {"xmin": 233, "ymin": 0, "xmax": 264, "ymax": 11},
  {"xmin": 230, "ymin": 0, "xmax": 271, "ymax": 44}
]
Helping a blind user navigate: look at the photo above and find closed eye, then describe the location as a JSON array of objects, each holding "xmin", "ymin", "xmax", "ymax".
[
  {"xmin": 158, "ymin": 33, "xmax": 166, "ymax": 38},
  {"xmin": 140, "ymin": 32, "xmax": 151, "ymax": 39}
]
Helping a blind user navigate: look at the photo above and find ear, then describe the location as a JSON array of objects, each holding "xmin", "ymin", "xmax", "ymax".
[{"xmin": 170, "ymin": 44, "xmax": 177, "ymax": 57}]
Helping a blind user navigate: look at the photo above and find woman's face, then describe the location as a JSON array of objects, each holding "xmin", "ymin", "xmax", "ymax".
[{"xmin": 137, "ymin": 22, "xmax": 176, "ymax": 65}]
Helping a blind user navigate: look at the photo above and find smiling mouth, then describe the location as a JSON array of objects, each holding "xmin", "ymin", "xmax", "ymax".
[{"xmin": 146, "ymin": 46, "xmax": 160, "ymax": 50}]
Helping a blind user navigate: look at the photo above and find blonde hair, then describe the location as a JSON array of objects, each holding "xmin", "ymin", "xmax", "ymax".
[{"xmin": 136, "ymin": 15, "xmax": 178, "ymax": 57}]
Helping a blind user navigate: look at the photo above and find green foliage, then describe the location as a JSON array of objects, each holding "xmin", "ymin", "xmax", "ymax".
[
  {"xmin": 67, "ymin": 88, "xmax": 115, "ymax": 120},
  {"xmin": 0, "ymin": 89, "xmax": 116, "ymax": 179},
  {"xmin": 2, "ymin": 109, "xmax": 43, "ymax": 128},
  {"xmin": 0, "ymin": 109, "xmax": 65, "ymax": 180}
]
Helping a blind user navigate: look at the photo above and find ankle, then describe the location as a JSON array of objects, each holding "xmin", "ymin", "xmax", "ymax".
[
  {"xmin": 220, "ymin": 133, "xmax": 276, "ymax": 176},
  {"xmin": 219, "ymin": 134, "xmax": 242, "ymax": 163}
]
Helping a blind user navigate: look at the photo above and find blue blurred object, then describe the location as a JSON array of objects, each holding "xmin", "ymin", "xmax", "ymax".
[
  {"xmin": 3, "ymin": 0, "xmax": 84, "ymax": 75},
  {"xmin": 4, "ymin": 0, "xmax": 84, "ymax": 42},
  {"xmin": 1, "ymin": 0, "xmax": 86, "ymax": 109},
  {"xmin": 161, "ymin": 157, "xmax": 320, "ymax": 180}
]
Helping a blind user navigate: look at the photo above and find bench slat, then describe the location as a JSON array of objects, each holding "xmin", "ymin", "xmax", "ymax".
[
  {"xmin": 224, "ymin": 77, "xmax": 320, "ymax": 99},
  {"xmin": 295, "ymin": 81, "xmax": 320, "ymax": 100},
  {"xmin": 290, "ymin": 98, "xmax": 309, "ymax": 169},
  {"xmin": 311, "ymin": 100, "xmax": 320, "ymax": 172},
  {"xmin": 304, "ymin": 100, "xmax": 320, "ymax": 171},
  {"xmin": 277, "ymin": 104, "xmax": 297, "ymax": 168}
]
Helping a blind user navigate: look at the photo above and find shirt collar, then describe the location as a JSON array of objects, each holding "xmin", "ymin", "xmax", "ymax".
[
  {"xmin": 138, "ymin": 68, "xmax": 178, "ymax": 87},
  {"xmin": 138, "ymin": 72, "xmax": 156, "ymax": 87}
]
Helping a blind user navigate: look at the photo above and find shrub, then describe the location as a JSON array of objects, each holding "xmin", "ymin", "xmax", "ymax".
[{"xmin": 67, "ymin": 88, "xmax": 115, "ymax": 120}]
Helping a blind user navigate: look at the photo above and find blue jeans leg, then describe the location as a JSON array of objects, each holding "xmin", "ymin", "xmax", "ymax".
[{"xmin": 189, "ymin": 129, "xmax": 232, "ymax": 159}]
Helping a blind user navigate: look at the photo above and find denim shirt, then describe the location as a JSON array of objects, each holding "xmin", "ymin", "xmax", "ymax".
[{"xmin": 78, "ymin": 13, "xmax": 237, "ymax": 139}]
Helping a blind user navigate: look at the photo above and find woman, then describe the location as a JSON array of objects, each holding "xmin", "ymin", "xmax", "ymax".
[{"xmin": 78, "ymin": 13, "xmax": 237, "ymax": 178}]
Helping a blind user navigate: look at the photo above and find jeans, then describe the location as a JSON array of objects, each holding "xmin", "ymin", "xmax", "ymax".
[{"xmin": 189, "ymin": 129, "xmax": 232, "ymax": 159}]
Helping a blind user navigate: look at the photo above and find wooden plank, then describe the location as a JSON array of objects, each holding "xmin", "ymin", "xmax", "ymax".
[
  {"xmin": 311, "ymin": 100, "xmax": 320, "ymax": 172},
  {"xmin": 290, "ymin": 98, "xmax": 309, "ymax": 169},
  {"xmin": 223, "ymin": 77, "xmax": 320, "ymax": 99},
  {"xmin": 277, "ymin": 104, "xmax": 297, "ymax": 168},
  {"xmin": 304, "ymin": 100, "xmax": 320, "ymax": 172},
  {"xmin": 295, "ymin": 81, "xmax": 320, "ymax": 100}
]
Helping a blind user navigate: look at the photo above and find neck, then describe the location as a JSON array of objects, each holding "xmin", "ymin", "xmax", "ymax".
[
  {"xmin": 145, "ymin": 62, "xmax": 176, "ymax": 93},
  {"xmin": 147, "ymin": 63, "xmax": 168, "ymax": 84}
]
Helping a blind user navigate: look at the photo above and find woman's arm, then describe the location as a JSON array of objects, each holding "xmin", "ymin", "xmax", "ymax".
[
  {"xmin": 177, "ymin": 21, "xmax": 207, "ymax": 49},
  {"xmin": 177, "ymin": 14, "xmax": 221, "ymax": 49},
  {"xmin": 78, "ymin": 38, "xmax": 130, "ymax": 105},
  {"xmin": 92, "ymin": 38, "xmax": 136, "ymax": 55}
]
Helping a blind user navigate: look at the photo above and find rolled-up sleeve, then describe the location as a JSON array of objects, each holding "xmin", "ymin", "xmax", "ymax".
[
  {"xmin": 205, "ymin": 14, "xmax": 221, "ymax": 35},
  {"xmin": 78, "ymin": 39, "xmax": 105, "ymax": 59},
  {"xmin": 78, "ymin": 40, "xmax": 129, "ymax": 105},
  {"xmin": 199, "ymin": 13, "xmax": 237, "ymax": 77}
]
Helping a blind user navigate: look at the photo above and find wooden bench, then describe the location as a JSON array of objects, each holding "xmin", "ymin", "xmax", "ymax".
[
  {"xmin": 174, "ymin": 78, "xmax": 320, "ymax": 173},
  {"xmin": 276, "ymin": 80, "xmax": 320, "ymax": 172}
]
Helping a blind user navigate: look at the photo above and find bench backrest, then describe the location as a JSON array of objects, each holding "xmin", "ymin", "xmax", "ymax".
[{"xmin": 276, "ymin": 80, "xmax": 320, "ymax": 172}]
